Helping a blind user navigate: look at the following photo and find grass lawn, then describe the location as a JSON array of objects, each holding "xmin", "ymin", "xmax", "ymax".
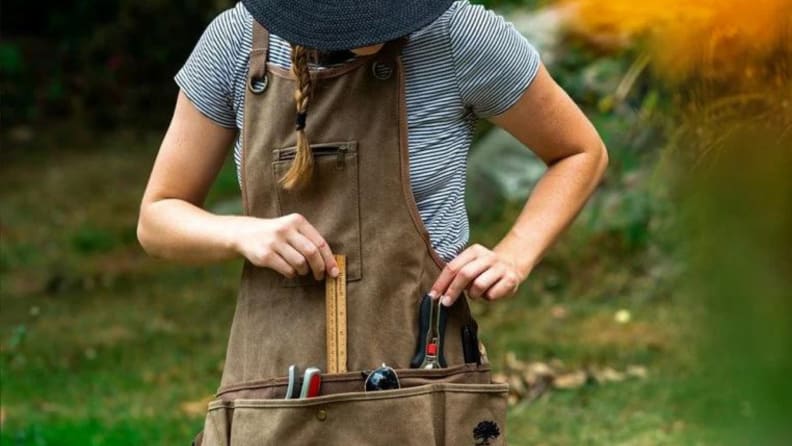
[{"xmin": 1, "ymin": 133, "xmax": 705, "ymax": 445}]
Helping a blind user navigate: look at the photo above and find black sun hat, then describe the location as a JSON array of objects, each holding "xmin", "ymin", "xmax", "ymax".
[{"xmin": 242, "ymin": 0, "xmax": 456, "ymax": 51}]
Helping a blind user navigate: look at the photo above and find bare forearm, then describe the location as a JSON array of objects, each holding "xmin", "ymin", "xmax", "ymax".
[
  {"xmin": 137, "ymin": 199, "xmax": 245, "ymax": 264},
  {"xmin": 494, "ymin": 144, "xmax": 608, "ymax": 277},
  {"xmin": 432, "ymin": 65, "xmax": 609, "ymax": 304}
]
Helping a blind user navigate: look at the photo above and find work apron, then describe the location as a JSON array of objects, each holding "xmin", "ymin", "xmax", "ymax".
[{"xmin": 195, "ymin": 22, "xmax": 508, "ymax": 446}]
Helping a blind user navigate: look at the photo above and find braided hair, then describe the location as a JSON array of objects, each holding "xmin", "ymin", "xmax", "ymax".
[{"xmin": 279, "ymin": 44, "xmax": 316, "ymax": 190}]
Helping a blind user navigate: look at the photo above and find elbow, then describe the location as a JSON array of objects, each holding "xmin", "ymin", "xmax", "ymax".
[
  {"xmin": 136, "ymin": 213, "xmax": 153, "ymax": 256},
  {"xmin": 595, "ymin": 141, "xmax": 609, "ymax": 180},
  {"xmin": 136, "ymin": 205, "xmax": 162, "ymax": 258}
]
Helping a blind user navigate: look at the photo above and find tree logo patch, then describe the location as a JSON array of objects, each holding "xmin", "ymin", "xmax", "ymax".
[{"xmin": 473, "ymin": 420, "xmax": 500, "ymax": 445}]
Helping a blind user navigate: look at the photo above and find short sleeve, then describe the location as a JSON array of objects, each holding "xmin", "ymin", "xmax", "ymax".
[
  {"xmin": 174, "ymin": 9, "xmax": 242, "ymax": 128},
  {"xmin": 449, "ymin": 1, "xmax": 541, "ymax": 118}
]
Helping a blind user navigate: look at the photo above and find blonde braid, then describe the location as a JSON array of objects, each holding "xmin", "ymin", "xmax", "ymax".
[{"xmin": 279, "ymin": 44, "xmax": 315, "ymax": 190}]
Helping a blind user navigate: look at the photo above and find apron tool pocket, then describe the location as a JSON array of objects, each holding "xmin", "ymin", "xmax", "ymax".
[
  {"xmin": 199, "ymin": 364, "xmax": 509, "ymax": 446},
  {"xmin": 272, "ymin": 141, "xmax": 362, "ymax": 287}
]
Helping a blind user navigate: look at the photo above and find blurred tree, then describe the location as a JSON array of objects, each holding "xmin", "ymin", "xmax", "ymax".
[{"xmin": 1, "ymin": 0, "xmax": 236, "ymax": 129}]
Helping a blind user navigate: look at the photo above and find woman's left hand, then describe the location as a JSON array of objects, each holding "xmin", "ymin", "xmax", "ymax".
[{"xmin": 429, "ymin": 243, "xmax": 527, "ymax": 307}]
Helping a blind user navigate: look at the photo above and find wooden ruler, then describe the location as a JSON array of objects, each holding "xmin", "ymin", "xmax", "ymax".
[{"xmin": 325, "ymin": 254, "xmax": 347, "ymax": 373}]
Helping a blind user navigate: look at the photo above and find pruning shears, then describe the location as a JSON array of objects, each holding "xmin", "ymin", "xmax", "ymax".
[
  {"xmin": 410, "ymin": 293, "xmax": 448, "ymax": 369},
  {"xmin": 284, "ymin": 365, "xmax": 322, "ymax": 399}
]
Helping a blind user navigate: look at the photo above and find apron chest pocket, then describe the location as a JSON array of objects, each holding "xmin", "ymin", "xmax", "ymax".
[
  {"xmin": 272, "ymin": 141, "xmax": 362, "ymax": 286},
  {"xmin": 199, "ymin": 364, "xmax": 508, "ymax": 446}
]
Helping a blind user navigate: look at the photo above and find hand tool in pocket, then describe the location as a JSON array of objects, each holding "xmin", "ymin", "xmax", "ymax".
[
  {"xmin": 300, "ymin": 367, "xmax": 322, "ymax": 398},
  {"xmin": 285, "ymin": 365, "xmax": 323, "ymax": 399},
  {"xmin": 410, "ymin": 293, "xmax": 448, "ymax": 369},
  {"xmin": 461, "ymin": 319, "xmax": 482, "ymax": 365},
  {"xmin": 284, "ymin": 364, "xmax": 301, "ymax": 399},
  {"xmin": 325, "ymin": 254, "xmax": 347, "ymax": 373}
]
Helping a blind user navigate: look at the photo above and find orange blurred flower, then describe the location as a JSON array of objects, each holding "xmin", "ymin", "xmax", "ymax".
[{"xmin": 564, "ymin": 0, "xmax": 791, "ymax": 84}]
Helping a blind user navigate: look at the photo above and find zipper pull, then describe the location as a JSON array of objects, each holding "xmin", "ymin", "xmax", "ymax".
[{"xmin": 336, "ymin": 145, "xmax": 348, "ymax": 170}]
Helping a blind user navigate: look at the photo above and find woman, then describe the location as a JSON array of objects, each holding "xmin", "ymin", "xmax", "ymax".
[{"xmin": 137, "ymin": 0, "xmax": 607, "ymax": 444}]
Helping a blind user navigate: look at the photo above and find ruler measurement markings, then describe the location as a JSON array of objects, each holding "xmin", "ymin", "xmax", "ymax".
[
  {"xmin": 336, "ymin": 256, "xmax": 347, "ymax": 373},
  {"xmin": 325, "ymin": 254, "xmax": 347, "ymax": 374}
]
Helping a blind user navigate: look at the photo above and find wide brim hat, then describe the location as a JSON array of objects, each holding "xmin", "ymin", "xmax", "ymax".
[{"xmin": 242, "ymin": 0, "xmax": 456, "ymax": 51}]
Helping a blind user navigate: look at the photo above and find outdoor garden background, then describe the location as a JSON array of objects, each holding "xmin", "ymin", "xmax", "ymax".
[{"xmin": 1, "ymin": 0, "xmax": 790, "ymax": 444}]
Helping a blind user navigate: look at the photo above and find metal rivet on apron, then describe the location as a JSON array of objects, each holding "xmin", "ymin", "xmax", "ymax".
[
  {"xmin": 371, "ymin": 62, "xmax": 393, "ymax": 80},
  {"xmin": 316, "ymin": 409, "xmax": 328, "ymax": 421},
  {"xmin": 248, "ymin": 74, "xmax": 269, "ymax": 94}
]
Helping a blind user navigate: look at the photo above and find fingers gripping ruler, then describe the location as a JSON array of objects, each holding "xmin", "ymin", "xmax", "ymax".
[{"xmin": 325, "ymin": 254, "xmax": 347, "ymax": 373}]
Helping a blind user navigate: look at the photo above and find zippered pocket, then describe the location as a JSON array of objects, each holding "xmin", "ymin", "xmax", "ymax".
[
  {"xmin": 272, "ymin": 141, "xmax": 362, "ymax": 286},
  {"xmin": 273, "ymin": 142, "xmax": 354, "ymax": 170}
]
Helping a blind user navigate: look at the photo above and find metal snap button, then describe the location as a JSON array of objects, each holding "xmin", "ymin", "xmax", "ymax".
[
  {"xmin": 248, "ymin": 74, "xmax": 268, "ymax": 94},
  {"xmin": 371, "ymin": 62, "xmax": 393, "ymax": 80},
  {"xmin": 316, "ymin": 408, "xmax": 328, "ymax": 421}
]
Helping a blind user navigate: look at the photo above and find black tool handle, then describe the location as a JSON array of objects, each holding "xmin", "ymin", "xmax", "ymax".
[
  {"xmin": 461, "ymin": 319, "xmax": 481, "ymax": 365},
  {"xmin": 436, "ymin": 301, "xmax": 448, "ymax": 368},
  {"xmin": 410, "ymin": 293, "xmax": 432, "ymax": 368}
]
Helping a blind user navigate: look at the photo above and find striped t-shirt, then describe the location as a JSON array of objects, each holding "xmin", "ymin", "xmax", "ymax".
[{"xmin": 175, "ymin": 0, "xmax": 541, "ymax": 262}]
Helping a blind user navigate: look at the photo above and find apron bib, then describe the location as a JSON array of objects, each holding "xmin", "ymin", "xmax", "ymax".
[{"xmin": 195, "ymin": 22, "xmax": 508, "ymax": 446}]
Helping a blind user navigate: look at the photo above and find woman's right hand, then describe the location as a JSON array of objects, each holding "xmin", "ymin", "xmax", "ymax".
[
  {"xmin": 232, "ymin": 213, "xmax": 339, "ymax": 280},
  {"xmin": 137, "ymin": 92, "xmax": 340, "ymax": 274}
]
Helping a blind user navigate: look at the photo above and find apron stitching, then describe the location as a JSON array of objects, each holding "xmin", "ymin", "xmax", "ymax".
[{"xmin": 395, "ymin": 54, "xmax": 446, "ymax": 270}]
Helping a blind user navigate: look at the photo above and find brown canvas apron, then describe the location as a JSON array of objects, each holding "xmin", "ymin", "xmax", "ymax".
[{"xmin": 195, "ymin": 21, "xmax": 509, "ymax": 446}]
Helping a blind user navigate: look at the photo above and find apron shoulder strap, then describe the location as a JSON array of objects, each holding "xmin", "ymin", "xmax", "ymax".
[
  {"xmin": 249, "ymin": 20, "xmax": 270, "ymax": 81},
  {"xmin": 252, "ymin": 19, "xmax": 270, "ymax": 54}
]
